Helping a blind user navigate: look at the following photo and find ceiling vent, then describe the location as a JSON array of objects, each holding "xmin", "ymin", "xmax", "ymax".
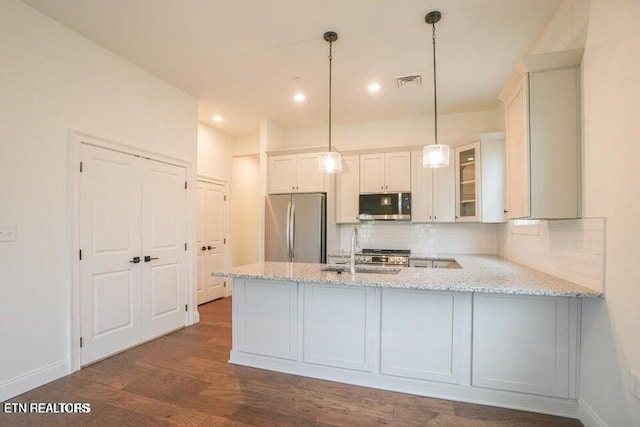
[{"xmin": 395, "ymin": 74, "xmax": 422, "ymax": 88}]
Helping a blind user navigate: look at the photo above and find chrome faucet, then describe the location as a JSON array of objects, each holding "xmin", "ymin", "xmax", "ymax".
[{"xmin": 350, "ymin": 226, "xmax": 359, "ymax": 274}]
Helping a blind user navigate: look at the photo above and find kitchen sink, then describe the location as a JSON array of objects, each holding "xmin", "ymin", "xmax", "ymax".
[{"xmin": 321, "ymin": 265, "xmax": 402, "ymax": 275}]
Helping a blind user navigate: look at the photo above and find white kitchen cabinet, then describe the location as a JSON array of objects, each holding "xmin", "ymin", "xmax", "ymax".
[
  {"xmin": 411, "ymin": 150, "xmax": 455, "ymax": 223},
  {"xmin": 302, "ymin": 283, "xmax": 376, "ymax": 371},
  {"xmin": 336, "ymin": 155, "xmax": 360, "ymax": 223},
  {"xmin": 268, "ymin": 153, "xmax": 325, "ymax": 194},
  {"xmin": 472, "ymin": 294, "xmax": 578, "ymax": 398},
  {"xmin": 360, "ymin": 151, "xmax": 410, "ymax": 193},
  {"xmin": 454, "ymin": 137, "xmax": 506, "ymax": 223},
  {"xmin": 500, "ymin": 49, "xmax": 582, "ymax": 219},
  {"xmin": 233, "ymin": 279, "xmax": 298, "ymax": 360},
  {"xmin": 380, "ymin": 289, "xmax": 471, "ymax": 384}
]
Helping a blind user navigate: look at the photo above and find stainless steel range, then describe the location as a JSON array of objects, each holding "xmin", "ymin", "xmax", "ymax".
[{"xmin": 354, "ymin": 249, "xmax": 410, "ymax": 267}]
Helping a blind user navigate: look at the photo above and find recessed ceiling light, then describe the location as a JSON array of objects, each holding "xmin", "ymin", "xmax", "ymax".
[
  {"xmin": 212, "ymin": 115, "xmax": 223, "ymax": 122},
  {"xmin": 293, "ymin": 93, "xmax": 306, "ymax": 103},
  {"xmin": 368, "ymin": 83, "xmax": 381, "ymax": 93}
]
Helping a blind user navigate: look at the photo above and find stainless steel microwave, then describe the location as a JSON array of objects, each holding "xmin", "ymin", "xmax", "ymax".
[{"xmin": 359, "ymin": 193, "xmax": 411, "ymax": 221}]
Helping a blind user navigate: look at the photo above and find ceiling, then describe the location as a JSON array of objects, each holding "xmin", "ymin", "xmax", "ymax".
[{"xmin": 21, "ymin": 0, "xmax": 562, "ymax": 136}]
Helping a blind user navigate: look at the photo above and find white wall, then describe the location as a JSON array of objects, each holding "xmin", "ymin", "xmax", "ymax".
[
  {"xmin": 578, "ymin": 0, "xmax": 640, "ymax": 425},
  {"xmin": 0, "ymin": 0, "xmax": 197, "ymax": 401},
  {"xmin": 283, "ymin": 110, "xmax": 501, "ymax": 151},
  {"xmin": 230, "ymin": 156, "xmax": 260, "ymax": 267},
  {"xmin": 233, "ymin": 134, "xmax": 260, "ymax": 156},
  {"xmin": 497, "ymin": 0, "xmax": 640, "ymax": 425},
  {"xmin": 498, "ymin": 219, "xmax": 604, "ymax": 291},
  {"xmin": 197, "ymin": 122, "xmax": 233, "ymax": 181},
  {"xmin": 338, "ymin": 223, "xmax": 498, "ymax": 255}
]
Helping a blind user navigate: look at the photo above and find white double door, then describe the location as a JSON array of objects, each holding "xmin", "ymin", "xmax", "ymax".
[
  {"xmin": 196, "ymin": 180, "xmax": 227, "ymax": 304},
  {"xmin": 79, "ymin": 144, "xmax": 187, "ymax": 365}
]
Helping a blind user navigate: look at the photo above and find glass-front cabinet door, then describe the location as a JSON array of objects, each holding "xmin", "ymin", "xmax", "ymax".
[{"xmin": 455, "ymin": 142, "xmax": 480, "ymax": 222}]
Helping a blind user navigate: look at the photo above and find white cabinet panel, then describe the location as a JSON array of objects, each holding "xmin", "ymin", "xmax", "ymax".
[
  {"xmin": 303, "ymin": 284, "xmax": 376, "ymax": 371},
  {"xmin": 380, "ymin": 289, "xmax": 471, "ymax": 384},
  {"xmin": 360, "ymin": 154, "xmax": 385, "ymax": 193},
  {"xmin": 268, "ymin": 155, "xmax": 296, "ymax": 194},
  {"xmin": 296, "ymin": 153, "xmax": 325, "ymax": 192},
  {"xmin": 412, "ymin": 151, "xmax": 454, "ymax": 223},
  {"xmin": 268, "ymin": 154, "xmax": 326, "ymax": 194},
  {"xmin": 385, "ymin": 152, "xmax": 411, "ymax": 192},
  {"xmin": 336, "ymin": 155, "xmax": 360, "ymax": 223},
  {"xmin": 505, "ymin": 81, "xmax": 530, "ymax": 219},
  {"xmin": 472, "ymin": 294, "xmax": 571, "ymax": 398},
  {"xmin": 501, "ymin": 49, "xmax": 582, "ymax": 219},
  {"xmin": 454, "ymin": 139, "xmax": 506, "ymax": 223},
  {"xmin": 235, "ymin": 279, "xmax": 298, "ymax": 360}
]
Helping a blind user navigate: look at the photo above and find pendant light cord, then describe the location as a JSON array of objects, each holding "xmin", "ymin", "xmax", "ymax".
[
  {"xmin": 431, "ymin": 22, "xmax": 438, "ymax": 145},
  {"xmin": 328, "ymin": 41, "xmax": 333, "ymax": 152}
]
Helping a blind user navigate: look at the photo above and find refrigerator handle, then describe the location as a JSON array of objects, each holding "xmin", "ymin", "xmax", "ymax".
[
  {"xmin": 290, "ymin": 201, "xmax": 296, "ymax": 259},
  {"xmin": 286, "ymin": 201, "xmax": 292, "ymax": 258}
]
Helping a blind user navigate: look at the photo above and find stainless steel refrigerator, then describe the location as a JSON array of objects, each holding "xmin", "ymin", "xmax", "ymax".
[{"xmin": 265, "ymin": 193, "xmax": 326, "ymax": 263}]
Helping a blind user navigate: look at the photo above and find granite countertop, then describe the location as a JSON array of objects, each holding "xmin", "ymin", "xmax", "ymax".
[{"xmin": 214, "ymin": 255, "xmax": 603, "ymax": 298}]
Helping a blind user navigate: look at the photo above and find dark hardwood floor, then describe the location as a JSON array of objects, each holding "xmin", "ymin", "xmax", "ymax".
[{"xmin": 2, "ymin": 297, "xmax": 583, "ymax": 426}]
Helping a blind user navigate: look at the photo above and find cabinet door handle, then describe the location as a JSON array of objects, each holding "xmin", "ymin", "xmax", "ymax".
[
  {"xmin": 208, "ymin": 246, "xmax": 216, "ymax": 250},
  {"xmin": 129, "ymin": 257, "xmax": 141, "ymax": 264},
  {"xmin": 201, "ymin": 246, "xmax": 207, "ymax": 251},
  {"xmin": 144, "ymin": 256, "xmax": 159, "ymax": 262},
  {"xmin": 504, "ymin": 209, "xmax": 509, "ymax": 214}
]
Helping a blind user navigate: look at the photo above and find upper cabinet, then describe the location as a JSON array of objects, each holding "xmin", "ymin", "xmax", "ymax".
[
  {"xmin": 455, "ymin": 136, "xmax": 506, "ymax": 223},
  {"xmin": 360, "ymin": 151, "xmax": 411, "ymax": 193},
  {"xmin": 268, "ymin": 153, "xmax": 326, "ymax": 194},
  {"xmin": 500, "ymin": 49, "xmax": 583, "ymax": 220},
  {"xmin": 411, "ymin": 150, "xmax": 455, "ymax": 223},
  {"xmin": 336, "ymin": 155, "xmax": 360, "ymax": 224}
]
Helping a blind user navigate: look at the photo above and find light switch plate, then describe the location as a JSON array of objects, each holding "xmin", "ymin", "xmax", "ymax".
[
  {"xmin": 0, "ymin": 226, "xmax": 17, "ymax": 242},
  {"xmin": 631, "ymin": 371, "xmax": 640, "ymax": 400}
]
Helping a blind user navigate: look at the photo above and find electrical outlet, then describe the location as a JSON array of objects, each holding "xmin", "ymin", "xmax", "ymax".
[
  {"xmin": 631, "ymin": 371, "xmax": 640, "ymax": 400},
  {"xmin": 0, "ymin": 226, "xmax": 17, "ymax": 242}
]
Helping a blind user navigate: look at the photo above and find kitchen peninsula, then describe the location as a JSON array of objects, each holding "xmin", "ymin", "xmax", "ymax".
[{"xmin": 215, "ymin": 257, "xmax": 601, "ymax": 419}]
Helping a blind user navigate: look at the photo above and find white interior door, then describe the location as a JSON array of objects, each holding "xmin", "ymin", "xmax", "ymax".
[
  {"xmin": 79, "ymin": 144, "xmax": 143, "ymax": 365},
  {"xmin": 195, "ymin": 181, "xmax": 207, "ymax": 305},
  {"xmin": 141, "ymin": 159, "xmax": 187, "ymax": 341},
  {"xmin": 205, "ymin": 182, "xmax": 226, "ymax": 301}
]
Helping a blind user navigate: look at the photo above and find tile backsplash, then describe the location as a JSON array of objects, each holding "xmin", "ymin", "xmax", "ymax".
[
  {"xmin": 498, "ymin": 218, "xmax": 605, "ymax": 292},
  {"xmin": 338, "ymin": 222, "xmax": 499, "ymax": 255}
]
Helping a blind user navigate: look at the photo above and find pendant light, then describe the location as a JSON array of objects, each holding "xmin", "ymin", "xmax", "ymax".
[
  {"xmin": 318, "ymin": 31, "xmax": 342, "ymax": 173},
  {"xmin": 422, "ymin": 11, "xmax": 450, "ymax": 168}
]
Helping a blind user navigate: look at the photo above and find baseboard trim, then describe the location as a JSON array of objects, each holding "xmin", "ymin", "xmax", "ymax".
[
  {"xmin": 0, "ymin": 360, "xmax": 69, "ymax": 402},
  {"xmin": 230, "ymin": 351, "xmax": 580, "ymax": 419},
  {"xmin": 578, "ymin": 398, "xmax": 608, "ymax": 427}
]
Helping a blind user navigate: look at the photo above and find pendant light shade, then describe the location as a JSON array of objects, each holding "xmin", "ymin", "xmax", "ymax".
[
  {"xmin": 319, "ymin": 31, "xmax": 342, "ymax": 174},
  {"xmin": 423, "ymin": 11, "xmax": 449, "ymax": 168},
  {"xmin": 422, "ymin": 144, "xmax": 450, "ymax": 168},
  {"xmin": 318, "ymin": 151, "xmax": 342, "ymax": 173}
]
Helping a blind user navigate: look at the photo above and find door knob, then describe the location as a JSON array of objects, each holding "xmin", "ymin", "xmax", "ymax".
[
  {"xmin": 207, "ymin": 246, "xmax": 216, "ymax": 250},
  {"xmin": 129, "ymin": 256, "xmax": 141, "ymax": 264},
  {"xmin": 144, "ymin": 256, "xmax": 159, "ymax": 262},
  {"xmin": 201, "ymin": 246, "xmax": 207, "ymax": 251}
]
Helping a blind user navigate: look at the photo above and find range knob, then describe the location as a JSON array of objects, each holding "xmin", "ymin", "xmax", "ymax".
[{"xmin": 365, "ymin": 256, "xmax": 371, "ymax": 262}]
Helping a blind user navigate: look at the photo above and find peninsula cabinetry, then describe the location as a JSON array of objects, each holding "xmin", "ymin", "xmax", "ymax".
[
  {"xmin": 500, "ymin": 49, "xmax": 582, "ymax": 219},
  {"xmin": 380, "ymin": 289, "xmax": 471, "ymax": 384},
  {"xmin": 411, "ymin": 150, "xmax": 455, "ymax": 223},
  {"xmin": 335, "ymin": 155, "xmax": 360, "ymax": 223},
  {"xmin": 268, "ymin": 153, "xmax": 326, "ymax": 194},
  {"xmin": 230, "ymin": 275, "xmax": 581, "ymax": 417},
  {"xmin": 360, "ymin": 151, "xmax": 410, "ymax": 193}
]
